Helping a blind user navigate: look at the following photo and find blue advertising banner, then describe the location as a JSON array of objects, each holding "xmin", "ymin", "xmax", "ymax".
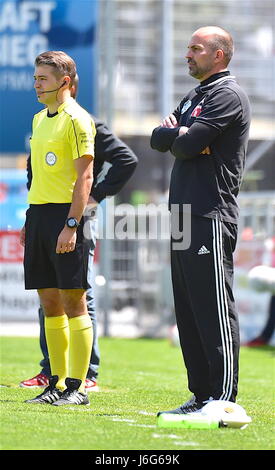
[
  {"xmin": 0, "ymin": 0, "xmax": 98, "ymax": 153},
  {"xmin": 0, "ymin": 169, "xmax": 28, "ymax": 229}
]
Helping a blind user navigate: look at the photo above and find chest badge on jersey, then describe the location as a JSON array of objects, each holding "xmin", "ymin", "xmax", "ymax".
[
  {"xmin": 191, "ymin": 98, "xmax": 205, "ymax": 118},
  {"xmin": 45, "ymin": 152, "xmax": 57, "ymax": 166},
  {"xmin": 181, "ymin": 100, "xmax": 192, "ymax": 114},
  {"xmin": 191, "ymin": 104, "xmax": 203, "ymax": 117}
]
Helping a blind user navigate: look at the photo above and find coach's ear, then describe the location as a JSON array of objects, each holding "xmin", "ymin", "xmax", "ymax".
[{"xmin": 214, "ymin": 49, "xmax": 224, "ymax": 64}]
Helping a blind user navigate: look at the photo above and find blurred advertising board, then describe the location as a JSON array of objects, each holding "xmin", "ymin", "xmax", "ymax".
[
  {"xmin": 0, "ymin": 230, "xmax": 39, "ymax": 320},
  {"xmin": 0, "ymin": 169, "xmax": 38, "ymax": 319},
  {"xmin": 234, "ymin": 231, "xmax": 274, "ymax": 344},
  {"xmin": 0, "ymin": 0, "xmax": 98, "ymax": 153}
]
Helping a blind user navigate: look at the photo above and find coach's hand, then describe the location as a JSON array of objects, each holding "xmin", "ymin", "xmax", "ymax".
[
  {"xmin": 56, "ymin": 227, "xmax": 77, "ymax": 254},
  {"xmin": 161, "ymin": 114, "xmax": 178, "ymax": 128}
]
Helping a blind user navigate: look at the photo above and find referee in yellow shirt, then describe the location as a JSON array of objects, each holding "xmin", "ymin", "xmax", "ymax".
[{"xmin": 21, "ymin": 51, "xmax": 95, "ymax": 406}]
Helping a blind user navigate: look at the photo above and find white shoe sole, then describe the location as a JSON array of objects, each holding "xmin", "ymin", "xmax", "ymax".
[
  {"xmin": 85, "ymin": 385, "xmax": 99, "ymax": 392},
  {"xmin": 20, "ymin": 384, "xmax": 48, "ymax": 389}
]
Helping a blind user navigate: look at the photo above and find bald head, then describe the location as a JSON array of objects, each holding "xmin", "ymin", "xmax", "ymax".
[
  {"xmin": 192, "ymin": 26, "xmax": 234, "ymax": 66},
  {"xmin": 186, "ymin": 26, "xmax": 234, "ymax": 81}
]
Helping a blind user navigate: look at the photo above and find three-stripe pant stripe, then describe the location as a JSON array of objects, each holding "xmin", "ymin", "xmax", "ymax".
[{"xmin": 212, "ymin": 217, "xmax": 234, "ymax": 401}]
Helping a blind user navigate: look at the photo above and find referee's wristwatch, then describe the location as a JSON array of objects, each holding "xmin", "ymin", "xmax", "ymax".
[{"xmin": 66, "ymin": 217, "xmax": 80, "ymax": 229}]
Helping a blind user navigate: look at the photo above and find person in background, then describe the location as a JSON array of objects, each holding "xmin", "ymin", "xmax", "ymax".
[
  {"xmin": 20, "ymin": 73, "xmax": 138, "ymax": 393},
  {"xmin": 245, "ymin": 295, "xmax": 275, "ymax": 346},
  {"xmin": 245, "ymin": 236, "xmax": 275, "ymax": 346}
]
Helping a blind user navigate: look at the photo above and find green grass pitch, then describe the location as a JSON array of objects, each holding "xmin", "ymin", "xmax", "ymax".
[{"xmin": 0, "ymin": 336, "xmax": 274, "ymax": 450}]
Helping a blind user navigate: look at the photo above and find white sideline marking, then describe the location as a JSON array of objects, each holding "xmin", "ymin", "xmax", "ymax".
[
  {"xmin": 110, "ymin": 417, "xmax": 156, "ymax": 429},
  {"xmin": 128, "ymin": 424, "xmax": 156, "ymax": 428},
  {"xmin": 111, "ymin": 418, "xmax": 136, "ymax": 423},
  {"xmin": 173, "ymin": 441, "xmax": 199, "ymax": 447},
  {"xmin": 152, "ymin": 433, "xmax": 199, "ymax": 446},
  {"xmin": 138, "ymin": 410, "xmax": 155, "ymax": 416}
]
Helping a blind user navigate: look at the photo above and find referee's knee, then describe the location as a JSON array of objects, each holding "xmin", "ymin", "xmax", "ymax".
[
  {"xmin": 37, "ymin": 288, "xmax": 63, "ymax": 317},
  {"xmin": 60, "ymin": 289, "xmax": 87, "ymax": 318}
]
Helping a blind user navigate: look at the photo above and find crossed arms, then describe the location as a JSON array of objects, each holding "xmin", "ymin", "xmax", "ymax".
[{"xmin": 150, "ymin": 113, "xmax": 217, "ymax": 159}]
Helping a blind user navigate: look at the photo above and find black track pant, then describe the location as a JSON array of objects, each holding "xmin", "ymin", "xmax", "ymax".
[{"xmin": 171, "ymin": 214, "xmax": 239, "ymax": 402}]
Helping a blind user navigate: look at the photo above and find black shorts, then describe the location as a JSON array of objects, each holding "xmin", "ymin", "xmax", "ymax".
[{"xmin": 24, "ymin": 204, "xmax": 90, "ymax": 290}]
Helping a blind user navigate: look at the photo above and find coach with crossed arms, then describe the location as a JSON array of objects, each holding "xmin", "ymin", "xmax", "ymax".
[{"xmin": 151, "ymin": 26, "xmax": 251, "ymax": 414}]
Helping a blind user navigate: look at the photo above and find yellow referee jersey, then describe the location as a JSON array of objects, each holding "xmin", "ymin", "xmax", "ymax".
[{"xmin": 28, "ymin": 97, "xmax": 95, "ymax": 204}]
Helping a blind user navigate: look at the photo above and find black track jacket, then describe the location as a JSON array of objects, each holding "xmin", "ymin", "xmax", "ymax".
[{"xmin": 151, "ymin": 72, "xmax": 251, "ymax": 223}]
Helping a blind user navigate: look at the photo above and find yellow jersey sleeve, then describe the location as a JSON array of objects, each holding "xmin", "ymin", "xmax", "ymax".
[{"xmin": 69, "ymin": 115, "xmax": 96, "ymax": 160}]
